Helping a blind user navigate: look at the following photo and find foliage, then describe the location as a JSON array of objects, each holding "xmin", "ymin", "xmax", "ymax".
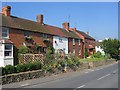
[
  {"xmin": 66, "ymin": 57, "xmax": 74, "ymax": 68},
  {"xmin": 18, "ymin": 46, "xmax": 29, "ymax": 54},
  {"xmin": 47, "ymin": 46, "xmax": 55, "ymax": 54},
  {"xmin": 101, "ymin": 39, "xmax": 120, "ymax": 60},
  {"xmin": 85, "ymin": 48, "xmax": 89, "ymax": 58},
  {"xmin": 57, "ymin": 60, "xmax": 66, "ymax": 67},
  {"xmin": 4, "ymin": 65, "xmax": 16, "ymax": 74},
  {"xmin": 92, "ymin": 51, "xmax": 102, "ymax": 58},
  {"xmin": 0, "ymin": 61, "xmax": 42, "ymax": 75},
  {"xmin": 27, "ymin": 62, "xmax": 42, "ymax": 71},
  {"xmin": 15, "ymin": 64, "xmax": 27, "ymax": 72},
  {"xmin": 44, "ymin": 53, "xmax": 54, "ymax": 65},
  {"xmin": 25, "ymin": 36, "xmax": 33, "ymax": 41}
]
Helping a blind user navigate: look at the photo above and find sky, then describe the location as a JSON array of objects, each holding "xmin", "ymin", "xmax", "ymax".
[{"xmin": 2, "ymin": 2, "xmax": 118, "ymax": 40}]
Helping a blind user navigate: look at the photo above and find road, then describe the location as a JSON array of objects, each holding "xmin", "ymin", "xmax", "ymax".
[{"xmin": 3, "ymin": 62, "xmax": 118, "ymax": 89}]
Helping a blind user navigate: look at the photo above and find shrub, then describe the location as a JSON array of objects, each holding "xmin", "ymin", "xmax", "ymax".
[
  {"xmin": 5, "ymin": 65, "xmax": 16, "ymax": 74},
  {"xmin": 26, "ymin": 62, "xmax": 42, "ymax": 71},
  {"xmin": 15, "ymin": 64, "xmax": 27, "ymax": 73},
  {"xmin": 18, "ymin": 46, "xmax": 29, "ymax": 54},
  {"xmin": 58, "ymin": 60, "xmax": 66, "ymax": 67},
  {"xmin": 0, "ymin": 67, "xmax": 6, "ymax": 76},
  {"xmin": 66, "ymin": 57, "xmax": 74, "ymax": 68},
  {"xmin": 47, "ymin": 46, "xmax": 55, "ymax": 54},
  {"xmin": 44, "ymin": 53, "xmax": 54, "ymax": 65},
  {"xmin": 92, "ymin": 51, "xmax": 102, "ymax": 58}
]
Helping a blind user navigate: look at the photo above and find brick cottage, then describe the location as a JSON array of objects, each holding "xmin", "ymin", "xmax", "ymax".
[{"xmin": 0, "ymin": 6, "xmax": 95, "ymax": 66}]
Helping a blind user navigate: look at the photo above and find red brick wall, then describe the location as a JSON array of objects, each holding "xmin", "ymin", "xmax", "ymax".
[
  {"xmin": 9, "ymin": 28, "xmax": 53, "ymax": 48},
  {"xmin": 9, "ymin": 28, "xmax": 24, "ymax": 48},
  {"xmin": 68, "ymin": 38, "xmax": 82, "ymax": 58},
  {"xmin": 85, "ymin": 38, "xmax": 96, "ymax": 55}
]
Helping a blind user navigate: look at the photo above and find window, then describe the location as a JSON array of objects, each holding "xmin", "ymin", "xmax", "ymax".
[
  {"xmin": 4, "ymin": 44, "xmax": 12, "ymax": 57},
  {"xmin": 79, "ymin": 49, "xmax": 81, "ymax": 55},
  {"xmin": 78, "ymin": 39, "xmax": 81, "ymax": 45},
  {"xmin": 43, "ymin": 34, "xmax": 47, "ymax": 38},
  {"xmin": 2, "ymin": 27, "xmax": 9, "ymax": 39},
  {"xmin": 59, "ymin": 37, "xmax": 63, "ymax": 42},
  {"xmin": 73, "ymin": 38, "xmax": 75, "ymax": 45},
  {"xmin": 73, "ymin": 48, "xmax": 75, "ymax": 54},
  {"xmin": 24, "ymin": 31, "xmax": 30, "ymax": 37}
]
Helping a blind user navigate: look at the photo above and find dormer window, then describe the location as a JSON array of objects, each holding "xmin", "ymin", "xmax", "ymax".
[{"xmin": 2, "ymin": 27, "xmax": 9, "ymax": 39}]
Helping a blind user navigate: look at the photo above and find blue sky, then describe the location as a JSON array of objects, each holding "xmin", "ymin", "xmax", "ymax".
[{"xmin": 2, "ymin": 2, "xmax": 118, "ymax": 40}]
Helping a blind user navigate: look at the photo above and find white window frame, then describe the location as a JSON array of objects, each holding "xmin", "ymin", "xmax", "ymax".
[
  {"xmin": 24, "ymin": 31, "xmax": 30, "ymax": 37},
  {"xmin": 59, "ymin": 37, "xmax": 63, "ymax": 43},
  {"xmin": 4, "ymin": 44, "xmax": 13, "ymax": 58},
  {"xmin": 78, "ymin": 39, "xmax": 81, "ymax": 45},
  {"xmin": 73, "ymin": 48, "xmax": 75, "ymax": 54},
  {"xmin": 73, "ymin": 38, "xmax": 75, "ymax": 45},
  {"xmin": 79, "ymin": 49, "xmax": 81, "ymax": 55},
  {"xmin": 43, "ymin": 34, "xmax": 47, "ymax": 39},
  {"xmin": 2, "ymin": 27, "xmax": 9, "ymax": 39}
]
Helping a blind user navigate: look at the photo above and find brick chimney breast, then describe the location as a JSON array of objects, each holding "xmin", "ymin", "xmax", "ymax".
[
  {"xmin": 36, "ymin": 14, "xmax": 44, "ymax": 24},
  {"xmin": 62, "ymin": 22, "xmax": 69, "ymax": 30},
  {"xmin": 2, "ymin": 6, "xmax": 11, "ymax": 16}
]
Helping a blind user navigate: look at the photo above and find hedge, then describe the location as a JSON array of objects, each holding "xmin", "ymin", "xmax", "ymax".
[{"xmin": 1, "ymin": 61, "xmax": 42, "ymax": 76}]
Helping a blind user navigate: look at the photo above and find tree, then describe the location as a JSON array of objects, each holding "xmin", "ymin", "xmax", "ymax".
[{"xmin": 101, "ymin": 39, "xmax": 120, "ymax": 60}]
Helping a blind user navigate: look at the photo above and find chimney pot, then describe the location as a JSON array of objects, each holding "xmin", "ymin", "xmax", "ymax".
[
  {"xmin": 2, "ymin": 6, "xmax": 11, "ymax": 16},
  {"xmin": 36, "ymin": 14, "xmax": 44, "ymax": 24}
]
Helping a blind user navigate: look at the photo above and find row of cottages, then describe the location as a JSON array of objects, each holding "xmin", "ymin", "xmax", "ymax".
[{"xmin": 0, "ymin": 6, "xmax": 95, "ymax": 67}]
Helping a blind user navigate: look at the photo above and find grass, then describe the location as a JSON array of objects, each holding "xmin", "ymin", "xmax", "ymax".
[{"xmin": 79, "ymin": 57, "xmax": 107, "ymax": 62}]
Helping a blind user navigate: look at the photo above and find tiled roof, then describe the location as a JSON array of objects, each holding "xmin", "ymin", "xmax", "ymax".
[
  {"xmin": 2, "ymin": 14, "xmax": 50, "ymax": 34},
  {"xmin": 1, "ymin": 14, "xmax": 80, "ymax": 39},
  {"xmin": 76, "ymin": 30, "xmax": 95, "ymax": 40}
]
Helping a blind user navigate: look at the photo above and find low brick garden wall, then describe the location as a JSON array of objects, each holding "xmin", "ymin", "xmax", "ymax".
[{"xmin": 1, "ymin": 59, "xmax": 116, "ymax": 85}]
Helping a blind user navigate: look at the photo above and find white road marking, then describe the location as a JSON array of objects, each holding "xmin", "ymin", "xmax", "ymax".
[
  {"xmin": 97, "ymin": 74, "xmax": 111, "ymax": 80},
  {"xmin": 77, "ymin": 85, "xmax": 86, "ymax": 88},
  {"xmin": 21, "ymin": 83, "xmax": 29, "ymax": 87}
]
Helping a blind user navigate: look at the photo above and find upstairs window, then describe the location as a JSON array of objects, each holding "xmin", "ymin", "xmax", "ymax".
[
  {"xmin": 24, "ymin": 31, "xmax": 30, "ymax": 37},
  {"xmin": 2, "ymin": 27, "xmax": 9, "ymax": 39},
  {"xmin": 43, "ymin": 34, "xmax": 47, "ymax": 38},
  {"xmin": 59, "ymin": 37, "xmax": 63, "ymax": 42},
  {"xmin": 78, "ymin": 39, "xmax": 81, "ymax": 45},
  {"xmin": 40, "ymin": 33, "xmax": 47, "ymax": 39},
  {"xmin": 4, "ymin": 44, "xmax": 12, "ymax": 57},
  {"xmin": 73, "ymin": 38, "xmax": 75, "ymax": 45}
]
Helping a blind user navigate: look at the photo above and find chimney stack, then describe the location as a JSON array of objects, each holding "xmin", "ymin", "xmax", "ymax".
[
  {"xmin": 2, "ymin": 6, "xmax": 11, "ymax": 16},
  {"xmin": 62, "ymin": 22, "xmax": 69, "ymax": 30},
  {"xmin": 36, "ymin": 14, "xmax": 44, "ymax": 24}
]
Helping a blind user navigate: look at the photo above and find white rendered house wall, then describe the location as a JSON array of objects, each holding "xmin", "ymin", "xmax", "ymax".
[
  {"xmin": 53, "ymin": 36, "xmax": 68, "ymax": 54},
  {"xmin": 95, "ymin": 46, "xmax": 105, "ymax": 56},
  {"xmin": 0, "ymin": 40, "xmax": 14, "ymax": 67}
]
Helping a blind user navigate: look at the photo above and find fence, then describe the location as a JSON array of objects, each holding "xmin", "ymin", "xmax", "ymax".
[{"xmin": 19, "ymin": 54, "xmax": 44, "ymax": 64}]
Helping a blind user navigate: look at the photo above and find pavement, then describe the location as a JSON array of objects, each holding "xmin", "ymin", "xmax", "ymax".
[{"xmin": 2, "ymin": 62, "xmax": 119, "ymax": 89}]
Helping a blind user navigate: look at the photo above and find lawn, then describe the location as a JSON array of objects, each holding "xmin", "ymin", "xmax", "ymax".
[{"xmin": 79, "ymin": 57, "xmax": 107, "ymax": 62}]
